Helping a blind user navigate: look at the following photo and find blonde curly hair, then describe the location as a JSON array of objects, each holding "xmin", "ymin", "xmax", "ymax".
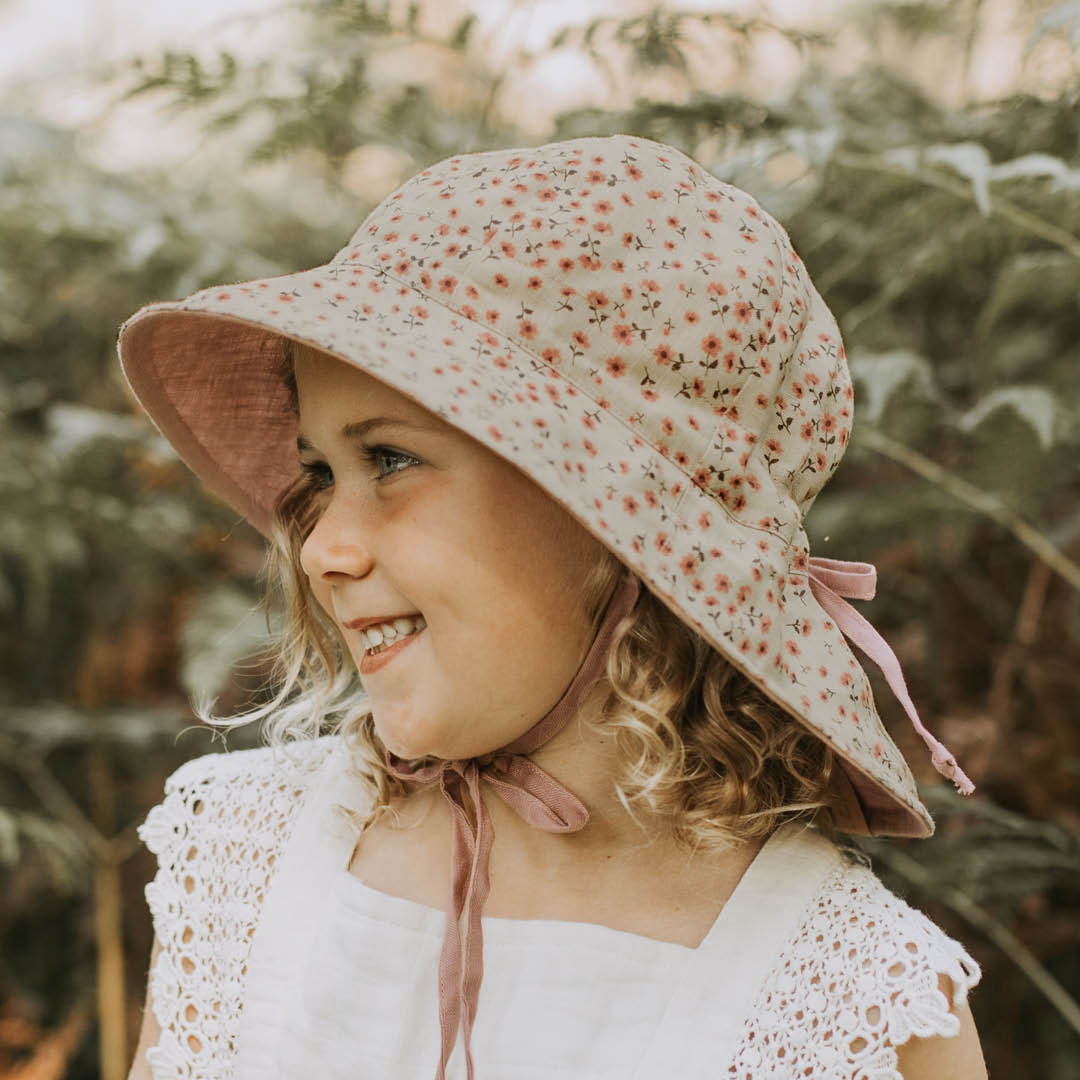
[{"xmin": 206, "ymin": 342, "xmax": 846, "ymax": 853}]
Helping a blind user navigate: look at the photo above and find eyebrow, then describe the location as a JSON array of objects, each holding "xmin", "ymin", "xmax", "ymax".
[{"xmin": 296, "ymin": 416, "xmax": 440, "ymax": 452}]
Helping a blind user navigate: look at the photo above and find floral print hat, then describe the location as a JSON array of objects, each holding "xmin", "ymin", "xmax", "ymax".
[{"xmin": 118, "ymin": 134, "xmax": 974, "ymax": 839}]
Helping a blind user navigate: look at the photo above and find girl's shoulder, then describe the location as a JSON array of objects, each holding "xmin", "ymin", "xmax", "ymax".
[
  {"xmin": 727, "ymin": 834, "xmax": 982, "ymax": 1076},
  {"xmin": 136, "ymin": 734, "xmax": 343, "ymax": 1079},
  {"xmin": 142, "ymin": 733, "xmax": 338, "ymax": 827}
]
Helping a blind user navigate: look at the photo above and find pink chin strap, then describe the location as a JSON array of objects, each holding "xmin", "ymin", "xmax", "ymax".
[
  {"xmin": 384, "ymin": 568, "xmax": 642, "ymax": 1080},
  {"xmin": 807, "ymin": 557, "xmax": 975, "ymax": 795},
  {"xmin": 383, "ymin": 556, "xmax": 973, "ymax": 1080}
]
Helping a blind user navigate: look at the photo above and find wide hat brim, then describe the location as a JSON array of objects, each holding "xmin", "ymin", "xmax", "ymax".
[{"xmin": 119, "ymin": 136, "xmax": 934, "ymax": 838}]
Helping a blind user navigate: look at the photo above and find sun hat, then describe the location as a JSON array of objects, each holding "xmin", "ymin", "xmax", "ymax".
[{"xmin": 118, "ymin": 133, "xmax": 974, "ymax": 1074}]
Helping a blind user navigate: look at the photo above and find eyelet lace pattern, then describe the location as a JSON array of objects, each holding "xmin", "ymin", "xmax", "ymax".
[
  {"xmin": 727, "ymin": 863, "xmax": 981, "ymax": 1079},
  {"xmin": 138, "ymin": 739, "xmax": 335, "ymax": 1079}
]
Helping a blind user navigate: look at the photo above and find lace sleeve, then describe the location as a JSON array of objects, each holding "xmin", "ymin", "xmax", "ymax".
[
  {"xmin": 727, "ymin": 861, "xmax": 982, "ymax": 1080},
  {"xmin": 135, "ymin": 738, "xmax": 336, "ymax": 1080}
]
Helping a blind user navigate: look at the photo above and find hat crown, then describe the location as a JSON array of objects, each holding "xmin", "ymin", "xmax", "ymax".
[{"xmin": 335, "ymin": 134, "xmax": 852, "ymax": 541}]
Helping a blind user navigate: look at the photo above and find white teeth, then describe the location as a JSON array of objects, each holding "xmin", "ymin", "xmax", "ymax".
[{"xmin": 360, "ymin": 614, "xmax": 425, "ymax": 653}]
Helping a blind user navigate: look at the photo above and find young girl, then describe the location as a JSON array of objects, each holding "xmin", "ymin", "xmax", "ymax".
[{"xmin": 120, "ymin": 134, "xmax": 986, "ymax": 1079}]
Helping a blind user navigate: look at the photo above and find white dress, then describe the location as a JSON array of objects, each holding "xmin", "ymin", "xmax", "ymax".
[{"xmin": 138, "ymin": 736, "xmax": 981, "ymax": 1079}]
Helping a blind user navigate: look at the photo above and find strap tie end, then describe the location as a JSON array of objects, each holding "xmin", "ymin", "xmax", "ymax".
[{"xmin": 929, "ymin": 748, "xmax": 976, "ymax": 796}]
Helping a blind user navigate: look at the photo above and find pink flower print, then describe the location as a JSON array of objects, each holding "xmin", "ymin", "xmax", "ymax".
[
  {"xmin": 644, "ymin": 490, "xmax": 659, "ymax": 508},
  {"xmin": 785, "ymin": 640, "xmax": 800, "ymax": 656},
  {"xmin": 549, "ymin": 238, "xmax": 564, "ymax": 250},
  {"xmin": 583, "ymin": 439, "xmax": 597, "ymax": 458},
  {"xmin": 593, "ymin": 221, "xmax": 613, "ymax": 235},
  {"xmin": 419, "ymin": 271, "xmax": 433, "ymax": 289},
  {"xmin": 493, "ymin": 273, "xmax": 509, "ymax": 288},
  {"xmin": 519, "ymin": 319, "xmax": 538, "ymax": 340},
  {"xmin": 765, "ymin": 438, "xmax": 782, "ymax": 454},
  {"xmin": 693, "ymin": 467, "xmax": 710, "ymax": 488},
  {"xmin": 792, "ymin": 551, "xmax": 809, "ymax": 571},
  {"xmin": 622, "ymin": 494, "xmax": 639, "ymax": 515},
  {"xmin": 815, "ymin": 452, "xmax": 827, "ymax": 471},
  {"xmin": 756, "ymin": 641, "xmax": 769, "ymax": 657},
  {"xmin": 395, "ymin": 259, "xmax": 411, "ymax": 275},
  {"xmin": 606, "ymin": 356, "xmax": 627, "ymax": 377},
  {"xmin": 626, "ymin": 164, "xmax": 643, "ymax": 180},
  {"xmin": 541, "ymin": 347, "xmax": 562, "ymax": 366},
  {"xmin": 641, "ymin": 279, "xmax": 661, "ymax": 293},
  {"xmin": 680, "ymin": 555, "xmax": 697, "ymax": 576},
  {"xmin": 800, "ymin": 422, "xmax": 815, "ymax": 441},
  {"xmin": 647, "ymin": 189, "xmax": 663, "ymax": 200},
  {"xmin": 674, "ymin": 450, "xmax": 690, "ymax": 467},
  {"xmin": 587, "ymin": 170, "xmax": 606, "ymax": 183},
  {"xmin": 587, "ymin": 290, "xmax": 610, "ymax": 308},
  {"xmin": 558, "ymin": 257, "xmax": 575, "ymax": 273},
  {"xmin": 684, "ymin": 310, "xmax": 700, "ymax": 325},
  {"xmin": 726, "ymin": 327, "xmax": 742, "ymax": 344},
  {"xmin": 445, "ymin": 243, "xmax": 461, "ymax": 257},
  {"xmin": 714, "ymin": 573, "xmax": 730, "ymax": 593},
  {"xmin": 493, "ymin": 353, "xmax": 510, "ymax": 369},
  {"xmin": 501, "ymin": 241, "xmax": 516, "ymax": 258},
  {"xmin": 697, "ymin": 512, "xmax": 711, "ymax": 530},
  {"xmin": 609, "ymin": 259, "xmax": 626, "ymax": 273},
  {"xmin": 655, "ymin": 532, "xmax": 673, "ymax": 555},
  {"xmin": 622, "ymin": 232, "xmax": 635, "ymax": 248},
  {"xmin": 821, "ymin": 413, "xmax": 837, "ymax": 434},
  {"xmin": 734, "ymin": 301, "xmax": 752, "ymax": 323},
  {"xmin": 622, "ymin": 284, "xmax": 634, "ymax": 300},
  {"xmin": 488, "ymin": 425, "xmax": 503, "ymax": 441},
  {"xmin": 666, "ymin": 215, "xmax": 679, "ymax": 228},
  {"xmin": 485, "ymin": 310, "xmax": 499, "ymax": 324},
  {"xmin": 661, "ymin": 416, "xmax": 675, "ymax": 436},
  {"xmin": 438, "ymin": 275, "xmax": 457, "ymax": 294},
  {"xmin": 701, "ymin": 333, "xmax": 722, "ymax": 358},
  {"xmin": 527, "ymin": 276, "xmax": 543, "ymax": 291},
  {"xmin": 613, "ymin": 324, "xmax": 634, "ymax": 346},
  {"xmin": 731, "ymin": 494, "xmax": 747, "ymax": 512},
  {"xmin": 706, "ymin": 281, "xmax": 727, "ymax": 297},
  {"xmin": 579, "ymin": 254, "xmax": 603, "ymax": 271},
  {"xmin": 641, "ymin": 388, "xmax": 659, "ymax": 402},
  {"xmin": 465, "ymin": 285, "xmax": 480, "ymax": 300},
  {"xmin": 572, "ymin": 330, "xmax": 591, "ymax": 350},
  {"xmin": 560, "ymin": 285, "xmax": 577, "ymax": 298}
]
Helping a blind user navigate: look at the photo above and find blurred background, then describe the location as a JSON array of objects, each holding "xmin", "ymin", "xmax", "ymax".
[{"xmin": 1, "ymin": 0, "xmax": 1078, "ymax": 1076}]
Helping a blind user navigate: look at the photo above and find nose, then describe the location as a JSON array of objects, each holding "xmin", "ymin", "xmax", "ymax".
[{"xmin": 299, "ymin": 498, "xmax": 375, "ymax": 584}]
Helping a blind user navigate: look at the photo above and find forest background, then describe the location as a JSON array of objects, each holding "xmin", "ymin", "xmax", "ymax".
[{"xmin": 1, "ymin": 0, "xmax": 1079, "ymax": 1076}]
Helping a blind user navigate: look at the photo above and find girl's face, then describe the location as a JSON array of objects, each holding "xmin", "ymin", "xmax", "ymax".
[{"xmin": 294, "ymin": 346, "xmax": 610, "ymax": 761}]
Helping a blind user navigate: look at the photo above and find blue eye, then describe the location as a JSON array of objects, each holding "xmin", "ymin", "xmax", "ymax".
[
  {"xmin": 299, "ymin": 445, "xmax": 419, "ymax": 490},
  {"xmin": 362, "ymin": 445, "xmax": 420, "ymax": 479},
  {"xmin": 301, "ymin": 461, "xmax": 334, "ymax": 490}
]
